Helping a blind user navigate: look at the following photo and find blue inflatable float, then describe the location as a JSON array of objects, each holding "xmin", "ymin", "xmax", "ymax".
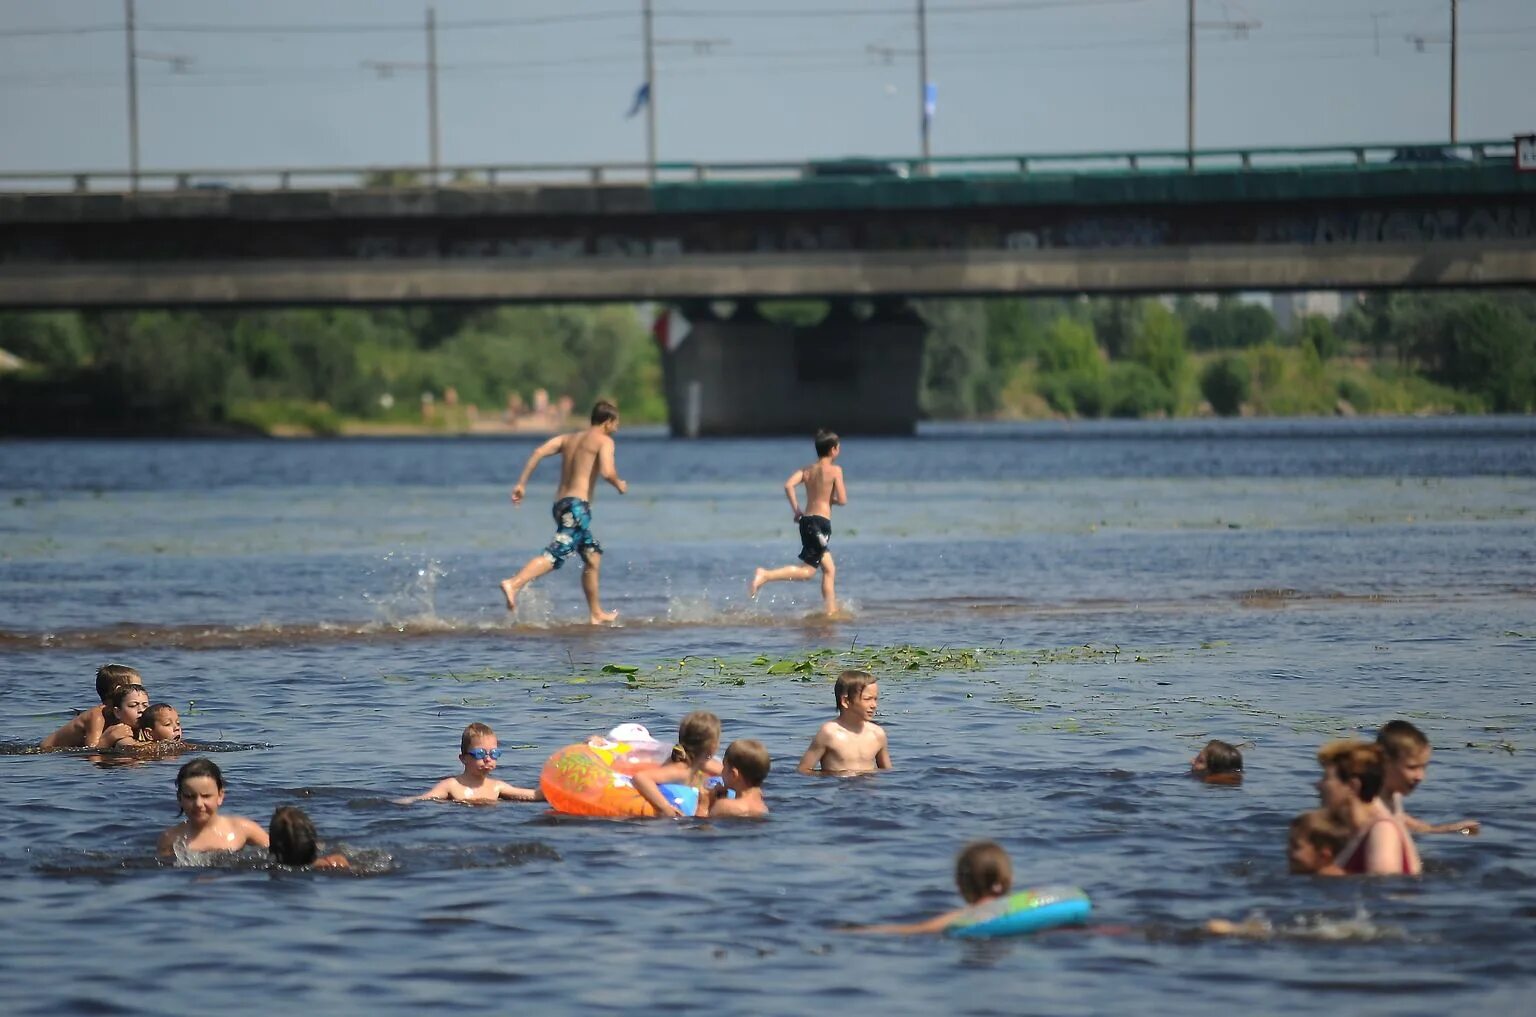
[{"xmin": 946, "ymin": 885, "xmax": 1092, "ymax": 938}]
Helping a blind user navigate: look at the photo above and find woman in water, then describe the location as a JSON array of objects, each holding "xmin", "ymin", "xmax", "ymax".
[{"xmin": 1316, "ymin": 740, "xmax": 1421, "ymax": 876}]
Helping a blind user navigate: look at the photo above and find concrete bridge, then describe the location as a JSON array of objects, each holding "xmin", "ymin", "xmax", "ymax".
[{"xmin": 3, "ymin": 139, "xmax": 1532, "ymax": 434}]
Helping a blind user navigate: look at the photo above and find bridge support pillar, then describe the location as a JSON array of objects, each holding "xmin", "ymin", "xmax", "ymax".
[{"xmin": 661, "ymin": 301, "xmax": 926, "ymax": 437}]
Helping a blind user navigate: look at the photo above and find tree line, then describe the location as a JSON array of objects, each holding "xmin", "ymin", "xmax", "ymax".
[{"xmin": 0, "ymin": 291, "xmax": 1531, "ymax": 435}]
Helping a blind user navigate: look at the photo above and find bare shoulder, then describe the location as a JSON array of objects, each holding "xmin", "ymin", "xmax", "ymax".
[{"xmin": 157, "ymin": 824, "xmax": 182, "ymax": 856}]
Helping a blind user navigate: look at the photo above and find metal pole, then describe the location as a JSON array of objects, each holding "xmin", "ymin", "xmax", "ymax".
[
  {"xmin": 644, "ymin": 0, "xmax": 657, "ymax": 184},
  {"xmin": 918, "ymin": 0, "xmax": 930, "ymax": 173},
  {"xmin": 1186, "ymin": 0, "xmax": 1196, "ymax": 162},
  {"xmin": 125, "ymin": 0, "xmax": 139, "ymax": 190},
  {"xmin": 427, "ymin": 6, "xmax": 440, "ymax": 183},
  {"xmin": 1449, "ymin": 0, "xmax": 1458, "ymax": 142}
]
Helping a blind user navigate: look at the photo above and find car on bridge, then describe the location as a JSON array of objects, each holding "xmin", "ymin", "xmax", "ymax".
[{"xmin": 802, "ymin": 157, "xmax": 909, "ymax": 179}]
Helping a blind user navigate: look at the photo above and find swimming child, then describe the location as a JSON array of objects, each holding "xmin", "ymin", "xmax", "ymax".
[
  {"xmin": 748, "ymin": 428, "xmax": 848, "ymax": 614},
  {"xmin": 157, "ymin": 758, "xmax": 270, "ymax": 858},
  {"xmin": 137, "ymin": 704, "xmax": 183, "ymax": 744},
  {"xmin": 1315, "ymin": 740, "xmax": 1421, "ymax": 876},
  {"xmin": 94, "ymin": 684, "xmax": 150, "ymax": 750},
  {"xmin": 847, "ymin": 841, "xmax": 1012, "ymax": 935},
  {"xmin": 1286, "ymin": 809, "xmax": 1349, "ymax": 875},
  {"xmin": 269, "ymin": 805, "xmax": 349, "ymax": 870},
  {"xmin": 401, "ymin": 722, "xmax": 542, "ymax": 804},
  {"xmin": 1190, "ymin": 739, "xmax": 1243, "ymax": 783},
  {"xmin": 797, "ymin": 670, "xmax": 891, "ymax": 775},
  {"xmin": 702, "ymin": 739, "xmax": 771, "ymax": 818},
  {"xmin": 1377, "ymin": 720, "xmax": 1480, "ymax": 836},
  {"xmin": 631, "ymin": 711, "xmax": 722, "ymax": 818},
  {"xmin": 499, "ymin": 400, "xmax": 628, "ymax": 625},
  {"xmin": 40, "ymin": 664, "xmax": 143, "ymax": 749}
]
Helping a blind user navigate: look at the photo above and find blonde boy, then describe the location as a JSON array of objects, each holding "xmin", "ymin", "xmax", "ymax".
[
  {"xmin": 40, "ymin": 664, "xmax": 144, "ymax": 749},
  {"xmin": 1377, "ymin": 720, "xmax": 1479, "ymax": 835},
  {"xmin": 797, "ymin": 670, "xmax": 891, "ymax": 775},
  {"xmin": 402, "ymin": 723, "xmax": 542, "ymax": 804}
]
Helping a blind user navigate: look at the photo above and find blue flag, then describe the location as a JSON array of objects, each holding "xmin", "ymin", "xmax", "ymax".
[
  {"xmin": 924, "ymin": 82, "xmax": 937, "ymax": 122},
  {"xmin": 625, "ymin": 82, "xmax": 650, "ymax": 119}
]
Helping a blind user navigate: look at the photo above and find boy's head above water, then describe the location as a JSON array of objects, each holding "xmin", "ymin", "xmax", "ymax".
[
  {"xmin": 1287, "ymin": 809, "xmax": 1349, "ymax": 873},
  {"xmin": 722, "ymin": 739, "xmax": 770, "ymax": 790},
  {"xmin": 834, "ymin": 670, "xmax": 878, "ymax": 717},
  {"xmin": 814, "ymin": 428, "xmax": 840, "ymax": 458},
  {"xmin": 459, "ymin": 722, "xmax": 500, "ymax": 771},
  {"xmin": 141, "ymin": 704, "xmax": 181, "ymax": 742},
  {"xmin": 1191, "ymin": 739, "xmax": 1243, "ymax": 777},
  {"xmin": 955, "ymin": 841, "xmax": 1013, "ymax": 904},
  {"xmin": 96, "ymin": 663, "xmax": 143, "ymax": 703},
  {"xmin": 269, "ymin": 805, "xmax": 321, "ymax": 866},
  {"xmin": 1377, "ymin": 720, "xmax": 1432, "ymax": 797}
]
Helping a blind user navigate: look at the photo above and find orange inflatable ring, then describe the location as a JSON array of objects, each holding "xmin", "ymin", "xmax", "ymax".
[{"xmin": 540, "ymin": 736, "xmax": 700, "ymax": 818}]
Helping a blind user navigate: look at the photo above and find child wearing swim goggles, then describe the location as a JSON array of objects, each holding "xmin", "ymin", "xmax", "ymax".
[{"xmin": 398, "ymin": 722, "xmax": 542, "ymax": 805}]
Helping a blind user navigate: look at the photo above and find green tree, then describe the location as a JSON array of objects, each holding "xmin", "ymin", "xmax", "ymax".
[
  {"xmin": 917, "ymin": 299, "xmax": 989, "ymax": 418},
  {"xmin": 1200, "ymin": 356, "xmax": 1251, "ymax": 416},
  {"xmin": 1128, "ymin": 302, "xmax": 1189, "ymax": 398}
]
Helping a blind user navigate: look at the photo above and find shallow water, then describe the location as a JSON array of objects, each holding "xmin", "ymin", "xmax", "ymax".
[{"xmin": 1, "ymin": 418, "xmax": 1534, "ymax": 1015}]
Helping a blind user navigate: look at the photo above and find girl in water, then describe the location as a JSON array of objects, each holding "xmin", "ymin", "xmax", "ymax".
[
  {"xmin": 1316, "ymin": 740, "xmax": 1421, "ymax": 876},
  {"xmin": 631, "ymin": 711, "xmax": 722, "ymax": 819},
  {"xmin": 93, "ymin": 684, "xmax": 150, "ymax": 749},
  {"xmin": 847, "ymin": 841, "xmax": 1013, "ymax": 934},
  {"xmin": 157, "ymin": 758, "xmax": 269, "ymax": 859},
  {"xmin": 268, "ymin": 806, "xmax": 349, "ymax": 870}
]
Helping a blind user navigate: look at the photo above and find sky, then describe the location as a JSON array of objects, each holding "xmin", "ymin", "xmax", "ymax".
[{"xmin": 0, "ymin": 0, "xmax": 1531, "ymax": 174}]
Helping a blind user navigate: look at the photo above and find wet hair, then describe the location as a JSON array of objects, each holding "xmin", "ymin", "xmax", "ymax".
[
  {"xmin": 814, "ymin": 428, "xmax": 840, "ymax": 458},
  {"xmin": 955, "ymin": 841, "xmax": 1013, "ymax": 904},
  {"xmin": 590, "ymin": 400, "xmax": 619, "ymax": 425},
  {"xmin": 833, "ymin": 669, "xmax": 875, "ymax": 711},
  {"xmin": 460, "ymin": 722, "xmax": 495, "ymax": 754},
  {"xmin": 174, "ymin": 757, "xmax": 224, "ymax": 813},
  {"xmin": 669, "ymin": 711, "xmax": 721, "ymax": 766},
  {"xmin": 1199, "ymin": 740, "xmax": 1244, "ymax": 774},
  {"xmin": 109, "ymin": 683, "xmax": 148, "ymax": 716},
  {"xmin": 1377, "ymin": 720, "xmax": 1430, "ymax": 760},
  {"xmin": 722, "ymin": 739, "xmax": 771, "ymax": 787},
  {"xmin": 1317, "ymin": 739, "xmax": 1386, "ymax": 803},
  {"xmin": 269, "ymin": 805, "xmax": 320, "ymax": 866},
  {"xmin": 96, "ymin": 663, "xmax": 142, "ymax": 703},
  {"xmin": 140, "ymin": 703, "xmax": 177, "ymax": 736},
  {"xmin": 1289, "ymin": 809, "xmax": 1350, "ymax": 857}
]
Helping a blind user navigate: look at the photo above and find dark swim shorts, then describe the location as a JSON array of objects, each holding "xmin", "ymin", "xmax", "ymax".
[
  {"xmin": 797, "ymin": 514, "xmax": 832, "ymax": 568},
  {"xmin": 542, "ymin": 497, "xmax": 603, "ymax": 569}
]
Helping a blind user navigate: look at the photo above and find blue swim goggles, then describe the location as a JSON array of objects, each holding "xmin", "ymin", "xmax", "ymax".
[{"xmin": 464, "ymin": 748, "xmax": 502, "ymax": 761}]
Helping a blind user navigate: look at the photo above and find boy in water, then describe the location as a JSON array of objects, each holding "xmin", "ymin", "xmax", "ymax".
[
  {"xmin": 1377, "ymin": 720, "xmax": 1480, "ymax": 835},
  {"xmin": 749, "ymin": 428, "xmax": 847, "ymax": 614},
  {"xmin": 41, "ymin": 664, "xmax": 144, "ymax": 749},
  {"xmin": 703, "ymin": 739, "xmax": 771, "ymax": 818},
  {"xmin": 500, "ymin": 400, "xmax": 628, "ymax": 625},
  {"xmin": 1286, "ymin": 809, "xmax": 1349, "ymax": 875},
  {"xmin": 798, "ymin": 670, "xmax": 891, "ymax": 775},
  {"xmin": 401, "ymin": 723, "xmax": 542, "ymax": 805},
  {"xmin": 846, "ymin": 841, "xmax": 1013, "ymax": 935},
  {"xmin": 1190, "ymin": 739, "xmax": 1243, "ymax": 784}
]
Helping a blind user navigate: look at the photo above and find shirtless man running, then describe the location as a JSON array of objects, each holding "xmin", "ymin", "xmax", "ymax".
[
  {"xmin": 749, "ymin": 428, "xmax": 847, "ymax": 614},
  {"xmin": 499, "ymin": 400, "xmax": 627, "ymax": 624}
]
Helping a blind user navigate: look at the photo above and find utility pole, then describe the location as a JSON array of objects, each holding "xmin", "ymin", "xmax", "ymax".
[
  {"xmin": 427, "ymin": 6, "xmax": 440, "ymax": 183},
  {"xmin": 125, "ymin": 0, "xmax": 138, "ymax": 190},
  {"xmin": 1185, "ymin": 1, "xmax": 1261, "ymax": 165},
  {"xmin": 1449, "ymin": 0, "xmax": 1459, "ymax": 142},
  {"xmin": 917, "ymin": 0, "xmax": 931, "ymax": 174},
  {"xmin": 643, "ymin": 0, "xmax": 657, "ymax": 184}
]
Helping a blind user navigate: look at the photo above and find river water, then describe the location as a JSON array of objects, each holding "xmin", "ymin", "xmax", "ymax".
[{"xmin": 1, "ymin": 417, "xmax": 1533, "ymax": 1015}]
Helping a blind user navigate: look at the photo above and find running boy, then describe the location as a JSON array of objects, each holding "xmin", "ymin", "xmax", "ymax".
[
  {"xmin": 798, "ymin": 669, "xmax": 891, "ymax": 775},
  {"xmin": 1377, "ymin": 720, "xmax": 1480, "ymax": 835},
  {"xmin": 499, "ymin": 400, "xmax": 628, "ymax": 625},
  {"xmin": 401, "ymin": 723, "xmax": 542, "ymax": 804},
  {"xmin": 703, "ymin": 739, "xmax": 771, "ymax": 818},
  {"xmin": 40, "ymin": 664, "xmax": 143, "ymax": 749},
  {"xmin": 749, "ymin": 428, "xmax": 847, "ymax": 614}
]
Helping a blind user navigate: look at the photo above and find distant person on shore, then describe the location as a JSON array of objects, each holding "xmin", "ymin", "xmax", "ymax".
[
  {"xmin": 40, "ymin": 664, "xmax": 143, "ymax": 749},
  {"xmin": 158, "ymin": 758, "xmax": 269, "ymax": 858},
  {"xmin": 269, "ymin": 805, "xmax": 350, "ymax": 870},
  {"xmin": 499, "ymin": 400, "xmax": 627, "ymax": 625},
  {"xmin": 845, "ymin": 841, "xmax": 1012, "ymax": 935},
  {"xmin": 93, "ymin": 683, "xmax": 150, "ymax": 750},
  {"xmin": 748, "ymin": 428, "xmax": 847, "ymax": 615},
  {"xmin": 702, "ymin": 739, "xmax": 771, "ymax": 818},
  {"xmin": 797, "ymin": 670, "xmax": 891, "ymax": 775},
  {"xmin": 1377, "ymin": 720, "xmax": 1480, "ymax": 836},
  {"xmin": 399, "ymin": 722, "xmax": 542, "ymax": 805},
  {"xmin": 1315, "ymin": 740, "xmax": 1421, "ymax": 876},
  {"xmin": 1190, "ymin": 739, "xmax": 1244, "ymax": 784}
]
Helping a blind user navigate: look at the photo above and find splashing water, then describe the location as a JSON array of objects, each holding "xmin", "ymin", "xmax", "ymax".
[{"xmin": 364, "ymin": 554, "xmax": 448, "ymax": 630}]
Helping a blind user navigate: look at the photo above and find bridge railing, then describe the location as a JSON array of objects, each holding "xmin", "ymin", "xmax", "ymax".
[{"xmin": 0, "ymin": 140, "xmax": 1518, "ymax": 195}]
